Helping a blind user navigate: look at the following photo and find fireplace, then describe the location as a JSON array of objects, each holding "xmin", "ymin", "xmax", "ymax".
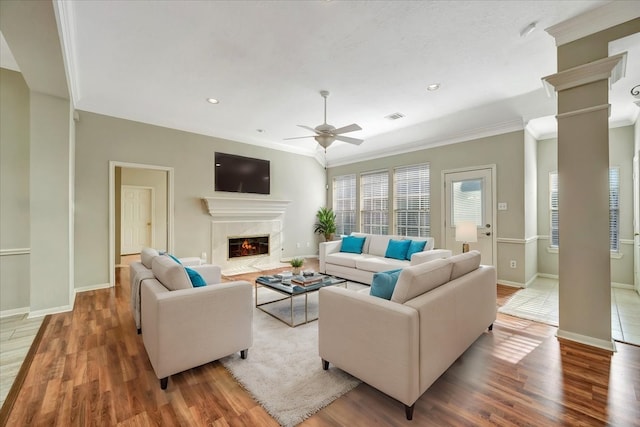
[{"xmin": 228, "ymin": 235, "xmax": 269, "ymax": 259}]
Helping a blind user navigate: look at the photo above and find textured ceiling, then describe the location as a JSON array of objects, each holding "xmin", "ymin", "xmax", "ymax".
[{"xmin": 14, "ymin": 1, "xmax": 640, "ymax": 165}]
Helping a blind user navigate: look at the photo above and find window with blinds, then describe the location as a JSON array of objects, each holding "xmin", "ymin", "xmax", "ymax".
[
  {"xmin": 361, "ymin": 171, "xmax": 389, "ymax": 235},
  {"xmin": 394, "ymin": 163, "xmax": 430, "ymax": 237},
  {"xmin": 549, "ymin": 168, "xmax": 619, "ymax": 251},
  {"xmin": 333, "ymin": 174, "xmax": 356, "ymax": 236}
]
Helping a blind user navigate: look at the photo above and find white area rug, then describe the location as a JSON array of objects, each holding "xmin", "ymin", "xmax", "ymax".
[
  {"xmin": 220, "ymin": 284, "xmax": 366, "ymax": 427},
  {"xmin": 498, "ymin": 278, "xmax": 559, "ymax": 326}
]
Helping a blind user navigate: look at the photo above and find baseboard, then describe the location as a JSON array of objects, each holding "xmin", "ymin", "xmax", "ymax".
[
  {"xmin": 537, "ymin": 273, "xmax": 559, "ymax": 279},
  {"xmin": 0, "ymin": 306, "xmax": 30, "ymax": 319},
  {"xmin": 497, "ymin": 280, "xmax": 524, "ymax": 288},
  {"xmin": 611, "ymin": 282, "xmax": 634, "ymax": 290},
  {"xmin": 28, "ymin": 304, "xmax": 73, "ymax": 319},
  {"xmin": 75, "ymin": 282, "xmax": 112, "ymax": 293},
  {"xmin": 556, "ymin": 329, "xmax": 617, "ymax": 352}
]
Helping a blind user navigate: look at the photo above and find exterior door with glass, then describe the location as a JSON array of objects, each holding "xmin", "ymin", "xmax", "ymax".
[{"xmin": 443, "ymin": 167, "xmax": 495, "ymax": 265}]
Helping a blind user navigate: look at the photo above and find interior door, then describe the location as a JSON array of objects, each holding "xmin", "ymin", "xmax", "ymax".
[
  {"xmin": 443, "ymin": 167, "xmax": 495, "ymax": 265},
  {"xmin": 121, "ymin": 186, "xmax": 153, "ymax": 255}
]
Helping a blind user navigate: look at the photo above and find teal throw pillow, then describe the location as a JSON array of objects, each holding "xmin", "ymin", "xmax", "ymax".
[
  {"xmin": 370, "ymin": 269, "xmax": 403, "ymax": 300},
  {"xmin": 385, "ymin": 239, "xmax": 411, "ymax": 260},
  {"xmin": 167, "ymin": 253, "xmax": 182, "ymax": 265},
  {"xmin": 405, "ymin": 240, "xmax": 427, "ymax": 260},
  {"xmin": 340, "ymin": 236, "xmax": 366, "ymax": 254},
  {"xmin": 185, "ymin": 267, "xmax": 206, "ymax": 287}
]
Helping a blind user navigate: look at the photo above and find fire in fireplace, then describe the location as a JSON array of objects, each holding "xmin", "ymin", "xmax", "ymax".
[{"xmin": 228, "ymin": 235, "xmax": 269, "ymax": 259}]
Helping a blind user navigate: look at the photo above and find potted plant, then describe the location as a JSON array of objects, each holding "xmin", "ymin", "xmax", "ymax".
[
  {"xmin": 314, "ymin": 207, "xmax": 337, "ymax": 241},
  {"xmin": 290, "ymin": 257, "xmax": 304, "ymax": 275}
]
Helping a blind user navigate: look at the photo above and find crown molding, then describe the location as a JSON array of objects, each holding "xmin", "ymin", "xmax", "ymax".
[
  {"xmin": 53, "ymin": 0, "xmax": 80, "ymax": 106},
  {"xmin": 545, "ymin": 2, "xmax": 640, "ymax": 47},
  {"xmin": 542, "ymin": 52, "xmax": 627, "ymax": 96}
]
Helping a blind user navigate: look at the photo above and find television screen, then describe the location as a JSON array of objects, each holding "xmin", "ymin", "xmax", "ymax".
[{"xmin": 214, "ymin": 152, "xmax": 270, "ymax": 195}]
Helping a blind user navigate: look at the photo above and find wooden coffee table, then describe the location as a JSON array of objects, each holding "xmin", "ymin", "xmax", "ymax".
[{"xmin": 254, "ymin": 275, "xmax": 347, "ymax": 327}]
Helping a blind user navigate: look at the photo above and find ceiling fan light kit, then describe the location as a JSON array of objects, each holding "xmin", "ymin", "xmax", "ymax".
[{"xmin": 284, "ymin": 90, "xmax": 364, "ymax": 150}]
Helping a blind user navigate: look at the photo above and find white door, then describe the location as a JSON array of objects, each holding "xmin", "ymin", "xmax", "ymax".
[
  {"xmin": 634, "ymin": 154, "xmax": 640, "ymax": 295},
  {"xmin": 121, "ymin": 186, "xmax": 154, "ymax": 255},
  {"xmin": 443, "ymin": 167, "xmax": 495, "ymax": 265}
]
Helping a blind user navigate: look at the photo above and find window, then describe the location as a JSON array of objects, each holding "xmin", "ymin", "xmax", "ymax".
[
  {"xmin": 549, "ymin": 168, "xmax": 619, "ymax": 251},
  {"xmin": 394, "ymin": 163, "xmax": 430, "ymax": 237},
  {"xmin": 361, "ymin": 171, "xmax": 388, "ymax": 235},
  {"xmin": 333, "ymin": 174, "xmax": 356, "ymax": 236}
]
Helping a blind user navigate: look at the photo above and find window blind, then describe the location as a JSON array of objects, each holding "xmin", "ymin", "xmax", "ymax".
[
  {"xmin": 333, "ymin": 174, "xmax": 356, "ymax": 236},
  {"xmin": 394, "ymin": 163, "xmax": 430, "ymax": 237},
  {"xmin": 360, "ymin": 171, "xmax": 388, "ymax": 235}
]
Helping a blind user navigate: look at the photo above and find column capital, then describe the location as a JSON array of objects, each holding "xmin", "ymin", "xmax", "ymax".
[{"xmin": 541, "ymin": 52, "xmax": 627, "ymax": 97}]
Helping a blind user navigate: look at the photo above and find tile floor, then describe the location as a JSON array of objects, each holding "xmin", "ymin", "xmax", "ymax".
[
  {"xmin": 0, "ymin": 314, "xmax": 43, "ymax": 407},
  {"xmin": 499, "ymin": 277, "xmax": 640, "ymax": 345}
]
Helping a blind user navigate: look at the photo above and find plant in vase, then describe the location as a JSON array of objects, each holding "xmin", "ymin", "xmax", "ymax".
[
  {"xmin": 314, "ymin": 207, "xmax": 337, "ymax": 241},
  {"xmin": 290, "ymin": 257, "xmax": 304, "ymax": 275}
]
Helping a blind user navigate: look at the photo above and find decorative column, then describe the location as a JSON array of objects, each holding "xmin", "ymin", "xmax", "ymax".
[{"xmin": 543, "ymin": 55, "xmax": 626, "ymax": 351}]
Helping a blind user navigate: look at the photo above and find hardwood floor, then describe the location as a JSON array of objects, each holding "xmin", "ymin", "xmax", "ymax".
[{"xmin": 1, "ymin": 259, "xmax": 639, "ymax": 426}]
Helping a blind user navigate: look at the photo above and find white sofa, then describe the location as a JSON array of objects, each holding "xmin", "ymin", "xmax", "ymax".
[
  {"xmin": 130, "ymin": 247, "xmax": 216, "ymax": 333},
  {"xmin": 318, "ymin": 251, "xmax": 496, "ymax": 420},
  {"xmin": 141, "ymin": 254, "xmax": 253, "ymax": 389},
  {"xmin": 319, "ymin": 233, "xmax": 452, "ymax": 285}
]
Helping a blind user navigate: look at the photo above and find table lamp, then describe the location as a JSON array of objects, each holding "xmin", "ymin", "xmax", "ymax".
[{"xmin": 455, "ymin": 221, "xmax": 477, "ymax": 253}]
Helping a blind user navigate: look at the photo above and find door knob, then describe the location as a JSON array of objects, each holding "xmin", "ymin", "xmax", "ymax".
[
  {"xmin": 486, "ymin": 224, "xmax": 491, "ymax": 228},
  {"xmin": 485, "ymin": 232, "xmax": 491, "ymax": 236}
]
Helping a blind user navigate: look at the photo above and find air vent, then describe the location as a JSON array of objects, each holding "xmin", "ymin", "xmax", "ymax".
[{"xmin": 385, "ymin": 112, "xmax": 405, "ymax": 120}]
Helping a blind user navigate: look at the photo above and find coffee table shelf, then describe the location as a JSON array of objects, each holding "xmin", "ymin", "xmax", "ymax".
[{"xmin": 254, "ymin": 275, "xmax": 346, "ymax": 327}]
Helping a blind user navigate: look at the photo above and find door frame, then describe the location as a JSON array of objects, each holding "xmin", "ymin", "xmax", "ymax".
[
  {"xmin": 440, "ymin": 164, "xmax": 497, "ymax": 266},
  {"xmin": 109, "ymin": 161, "xmax": 174, "ymax": 287},
  {"xmin": 121, "ymin": 185, "xmax": 156, "ymax": 255}
]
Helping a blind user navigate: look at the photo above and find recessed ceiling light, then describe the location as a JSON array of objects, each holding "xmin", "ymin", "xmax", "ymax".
[
  {"xmin": 256, "ymin": 129, "xmax": 265, "ymax": 133},
  {"xmin": 206, "ymin": 98, "xmax": 219, "ymax": 104},
  {"xmin": 426, "ymin": 83, "xmax": 440, "ymax": 91},
  {"xmin": 520, "ymin": 22, "xmax": 537, "ymax": 38}
]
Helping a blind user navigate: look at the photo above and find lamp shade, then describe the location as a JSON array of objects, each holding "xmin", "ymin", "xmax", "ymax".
[{"xmin": 455, "ymin": 221, "xmax": 478, "ymax": 243}]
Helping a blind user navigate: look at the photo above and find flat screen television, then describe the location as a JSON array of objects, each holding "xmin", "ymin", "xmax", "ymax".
[{"xmin": 214, "ymin": 152, "xmax": 270, "ymax": 195}]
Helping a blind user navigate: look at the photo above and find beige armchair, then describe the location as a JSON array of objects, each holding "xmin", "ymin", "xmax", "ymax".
[{"xmin": 141, "ymin": 255, "xmax": 253, "ymax": 389}]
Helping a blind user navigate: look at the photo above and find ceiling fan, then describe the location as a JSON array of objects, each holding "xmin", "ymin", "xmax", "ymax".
[{"xmin": 284, "ymin": 90, "xmax": 364, "ymax": 149}]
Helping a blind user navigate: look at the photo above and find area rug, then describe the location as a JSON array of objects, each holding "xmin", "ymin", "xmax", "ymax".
[
  {"xmin": 220, "ymin": 284, "xmax": 365, "ymax": 427},
  {"xmin": 498, "ymin": 279, "xmax": 559, "ymax": 326}
]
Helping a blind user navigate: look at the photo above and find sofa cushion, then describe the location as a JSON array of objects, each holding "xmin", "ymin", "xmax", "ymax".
[
  {"xmin": 385, "ymin": 239, "xmax": 411, "ymax": 260},
  {"xmin": 141, "ymin": 247, "xmax": 159, "ymax": 269},
  {"xmin": 185, "ymin": 267, "xmax": 207, "ymax": 287},
  {"xmin": 326, "ymin": 252, "xmax": 361, "ymax": 268},
  {"xmin": 152, "ymin": 255, "xmax": 192, "ymax": 291},
  {"xmin": 391, "ymin": 259, "xmax": 453, "ymax": 304},
  {"xmin": 355, "ymin": 255, "xmax": 408, "ymax": 273},
  {"xmin": 368, "ymin": 235, "xmax": 397, "ymax": 257},
  {"xmin": 167, "ymin": 253, "xmax": 182, "ymax": 264},
  {"xmin": 350, "ymin": 232, "xmax": 371, "ymax": 254},
  {"xmin": 340, "ymin": 235, "xmax": 366, "ymax": 254},
  {"xmin": 449, "ymin": 250, "xmax": 482, "ymax": 280},
  {"xmin": 370, "ymin": 269, "xmax": 403, "ymax": 300},
  {"xmin": 405, "ymin": 240, "xmax": 427, "ymax": 260}
]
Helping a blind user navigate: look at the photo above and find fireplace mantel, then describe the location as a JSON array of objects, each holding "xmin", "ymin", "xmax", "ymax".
[{"xmin": 202, "ymin": 197, "xmax": 291, "ymax": 219}]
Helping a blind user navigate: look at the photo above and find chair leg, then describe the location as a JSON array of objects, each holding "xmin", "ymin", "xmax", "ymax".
[
  {"xmin": 160, "ymin": 377, "xmax": 168, "ymax": 390},
  {"xmin": 240, "ymin": 349, "xmax": 248, "ymax": 359},
  {"xmin": 488, "ymin": 323, "xmax": 494, "ymax": 331},
  {"xmin": 405, "ymin": 404, "xmax": 414, "ymax": 420},
  {"xmin": 137, "ymin": 328, "xmax": 141, "ymax": 334},
  {"xmin": 322, "ymin": 359, "xmax": 329, "ymax": 370}
]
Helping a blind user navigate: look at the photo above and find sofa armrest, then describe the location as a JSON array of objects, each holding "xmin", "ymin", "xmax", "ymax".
[
  {"xmin": 190, "ymin": 264, "xmax": 222, "ymax": 284},
  {"xmin": 318, "ymin": 286, "xmax": 420, "ymax": 406},
  {"xmin": 319, "ymin": 240, "xmax": 342, "ymax": 273},
  {"xmin": 141, "ymin": 280, "xmax": 253, "ymax": 379},
  {"xmin": 410, "ymin": 249, "xmax": 452, "ymax": 266}
]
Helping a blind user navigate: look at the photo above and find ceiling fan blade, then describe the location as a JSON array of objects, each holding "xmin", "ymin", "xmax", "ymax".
[
  {"xmin": 297, "ymin": 125, "xmax": 320, "ymax": 134},
  {"xmin": 332, "ymin": 123, "xmax": 362, "ymax": 135},
  {"xmin": 335, "ymin": 135, "xmax": 364, "ymax": 145},
  {"xmin": 283, "ymin": 135, "xmax": 316, "ymax": 140}
]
